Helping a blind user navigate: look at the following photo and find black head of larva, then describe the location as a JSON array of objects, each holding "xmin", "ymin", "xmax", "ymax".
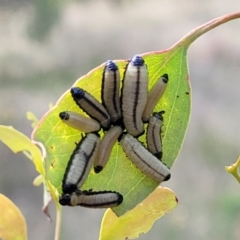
[
  {"xmin": 162, "ymin": 74, "xmax": 169, "ymax": 83},
  {"xmin": 71, "ymin": 87, "xmax": 85, "ymax": 99},
  {"xmin": 131, "ymin": 55, "xmax": 144, "ymax": 66},
  {"xmin": 105, "ymin": 60, "xmax": 118, "ymax": 71},
  {"xmin": 94, "ymin": 166, "xmax": 103, "ymax": 173},
  {"xmin": 152, "ymin": 111, "xmax": 164, "ymax": 121},
  {"xmin": 117, "ymin": 192, "xmax": 124, "ymax": 204},
  {"xmin": 164, "ymin": 173, "xmax": 171, "ymax": 182},
  {"xmin": 59, "ymin": 112, "xmax": 69, "ymax": 120},
  {"xmin": 62, "ymin": 183, "xmax": 77, "ymax": 195},
  {"xmin": 155, "ymin": 152, "xmax": 162, "ymax": 159},
  {"xmin": 59, "ymin": 194, "xmax": 71, "ymax": 206}
]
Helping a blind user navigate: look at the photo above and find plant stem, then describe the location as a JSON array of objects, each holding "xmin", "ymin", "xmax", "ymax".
[
  {"xmin": 174, "ymin": 12, "xmax": 240, "ymax": 48},
  {"xmin": 54, "ymin": 204, "xmax": 62, "ymax": 240}
]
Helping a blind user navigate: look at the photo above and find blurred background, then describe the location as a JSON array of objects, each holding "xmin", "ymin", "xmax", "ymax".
[{"xmin": 1, "ymin": 0, "xmax": 240, "ymax": 239}]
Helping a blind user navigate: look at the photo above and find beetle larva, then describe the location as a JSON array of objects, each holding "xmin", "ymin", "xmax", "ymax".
[
  {"xmin": 94, "ymin": 125, "xmax": 123, "ymax": 173},
  {"xmin": 120, "ymin": 134, "xmax": 170, "ymax": 182},
  {"xmin": 101, "ymin": 60, "xmax": 122, "ymax": 123},
  {"xmin": 59, "ymin": 190, "xmax": 123, "ymax": 208},
  {"xmin": 121, "ymin": 55, "xmax": 148, "ymax": 137},
  {"xmin": 71, "ymin": 87, "xmax": 111, "ymax": 130},
  {"xmin": 62, "ymin": 133, "xmax": 100, "ymax": 194},
  {"xmin": 146, "ymin": 111, "xmax": 164, "ymax": 159},
  {"xmin": 59, "ymin": 111, "xmax": 101, "ymax": 133},
  {"xmin": 142, "ymin": 74, "xmax": 168, "ymax": 122}
]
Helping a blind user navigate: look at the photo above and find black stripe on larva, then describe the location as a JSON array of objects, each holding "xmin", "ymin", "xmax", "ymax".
[
  {"xmin": 112, "ymin": 70, "xmax": 118, "ymax": 116},
  {"xmin": 120, "ymin": 63, "xmax": 128, "ymax": 107},
  {"xmin": 84, "ymin": 97, "xmax": 109, "ymax": 119},
  {"xmin": 132, "ymin": 66, "xmax": 141, "ymax": 129},
  {"xmin": 71, "ymin": 87, "xmax": 109, "ymax": 122},
  {"xmin": 151, "ymin": 124, "xmax": 158, "ymax": 157},
  {"xmin": 81, "ymin": 190, "xmax": 121, "ymax": 198},
  {"xmin": 101, "ymin": 64, "xmax": 107, "ymax": 108}
]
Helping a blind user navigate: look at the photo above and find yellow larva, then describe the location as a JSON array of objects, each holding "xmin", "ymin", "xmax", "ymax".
[
  {"xmin": 62, "ymin": 133, "xmax": 100, "ymax": 194},
  {"xmin": 71, "ymin": 87, "xmax": 111, "ymax": 130},
  {"xmin": 94, "ymin": 125, "xmax": 123, "ymax": 173},
  {"xmin": 146, "ymin": 111, "xmax": 164, "ymax": 159},
  {"xmin": 101, "ymin": 60, "xmax": 122, "ymax": 123},
  {"xmin": 120, "ymin": 134, "xmax": 170, "ymax": 182},
  {"xmin": 142, "ymin": 74, "xmax": 168, "ymax": 123},
  {"xmin": 121, "ymin": 55, "xmax": 148, "ymax": 137},
  {"xmin": 59, "ymin": 111, "xmax": 101, "ymax": 133},
  {"xmin": 59, "ymin": 190, "xmax": 123, "ymax": 208}
]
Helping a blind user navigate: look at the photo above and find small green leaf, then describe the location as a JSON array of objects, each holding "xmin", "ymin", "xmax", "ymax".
[
  {"xmin": 33, "ymin": 175, "xmax": 43, "ymax": 186},
  {"xmin": 26, "ymin": 111, "xmax": 39, "ymax": 129},
  {"xmin": 99, "ymin": 187, "xmax": 178, "ymax": 240},
  {"xmin": 0, "ymin": 194, "xmax": 28, "ymax": 240},
  {"xmin": 225, "ymin": 156, "xmax": 240, "ymax": 184},
  {"xmin": 0, "ymin": 125, "xmax": 44, "ymax": 175},
  {"xmin": 32, "ymin": 12, "xmax": 240, "ymax": 216}
]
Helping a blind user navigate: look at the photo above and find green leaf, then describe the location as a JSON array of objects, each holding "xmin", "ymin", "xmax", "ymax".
[
  {"xmin": 32, "ymin": 12, "xmax": 240, "ymax": 216},
  {"xmin": 0, "ymin": 125, "xmax": 60, "ymax": 217},
  {"xmin": 0, "ymin": 194, "xmax": 28, "ymax": 240},
  {"xmin": 0, "ymin": 125, "xmax": 44, "ymax": 175},
  {"xmin": 99, "ymin": 187, "xmax": 177, "ymax": 240},
  {"xmin": 26, "ymin": 111, "xmax": 39, "ymax": 129},
  {"xmin": 225, "ymin": 156, "xmax": 240, "ymax": 184},
  {"xmin": 33, "ymin": 50, "xmax": 188, "ymax": 216}
]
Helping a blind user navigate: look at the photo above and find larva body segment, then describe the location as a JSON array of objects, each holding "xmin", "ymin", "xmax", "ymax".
[
  {"xmin": 59, "ymin": 190, "xmax": 123, "ymax": 208},
  {"xmin": 120, "ymin": 134, "xmax": 170, "ymax": 182},
  {"xmin": 59, "ymin": 111, "xmax": 101, "ymax": 133},
  {"xmin": 62, "ymin": 133, "xmax": 100, "ymax": 194},
  {"xmin": 101, "ymin": 60, "xmax": 122, "ymax": 123},
  {"xmin": 94, "ymin": 125, "xmax": 123, "ymax": 173},
  {"xmin": 142, "ymin": 74, "xmax": 168, "ymax": 123},
  {"xmin": 71, "ymin": 87, "xmax": 111, "ymax": 130},
  {"xmin": 121, "ymin": 55, "xmax": 148, "ymax": 137},
  {"xmin": 146, "ymin": 112, "xmax": 164, "ymax": 159}
]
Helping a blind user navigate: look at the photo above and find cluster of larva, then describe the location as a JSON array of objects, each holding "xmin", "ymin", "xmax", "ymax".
[{"xmin": 58, "ymin": 55, "xmax": 170, "ymax": 209}]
